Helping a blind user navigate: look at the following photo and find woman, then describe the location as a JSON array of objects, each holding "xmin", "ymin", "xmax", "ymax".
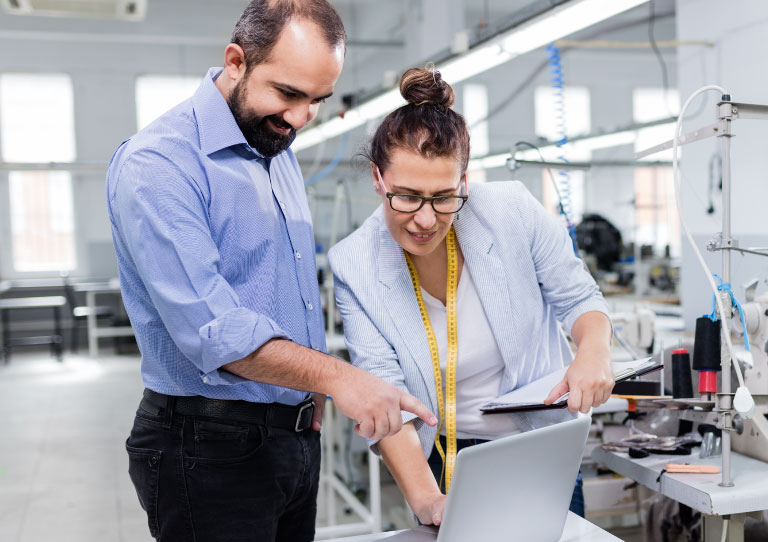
[{"xmin": 328, "ymin": 67, "xmax": 613, "ymax": 526}]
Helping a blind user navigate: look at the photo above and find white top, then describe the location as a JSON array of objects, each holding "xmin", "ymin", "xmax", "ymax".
[{"xmin": 421, "ymin": 265, "xmax": 520, "ymax": 440}]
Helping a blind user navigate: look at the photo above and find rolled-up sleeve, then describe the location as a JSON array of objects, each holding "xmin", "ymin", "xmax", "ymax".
[
  {"xmin": 520, "ymin": 187, "xmax": 611, "ymax": 336},
  {"xmin": 111, "ymin": 150, "xmax": 289, "ymax": 385}
]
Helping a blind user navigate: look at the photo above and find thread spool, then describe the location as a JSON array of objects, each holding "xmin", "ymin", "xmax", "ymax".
[
  {"xmin": 672, "ymin": 348, "xmax": 694, "ymax": 398},
  {"xmin": 672, "ymin": 348, "xmax": 694, "ymax": 435},
  {"xmin": 692, "ymin": 316, "xmax": 720, "ymax": 394}
]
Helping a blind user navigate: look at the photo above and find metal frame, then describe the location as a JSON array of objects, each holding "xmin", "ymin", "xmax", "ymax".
[
  {"xmin": 635, "ymin": 97, "xmax": 768, "ymax": 488},
  {"xmin": 315, "ymin": 398, "xmax": 382, "ymax": 540}
]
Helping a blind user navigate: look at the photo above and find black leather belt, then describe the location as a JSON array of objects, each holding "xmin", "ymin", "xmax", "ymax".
[{"xmin": 141, "ymin": 388, "xmax": 314, "ymax": 432}]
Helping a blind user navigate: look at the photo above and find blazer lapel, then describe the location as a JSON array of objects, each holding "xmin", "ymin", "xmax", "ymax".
[
  {"xmin": 454, "ymin": 209, "xmax": 519, "ymax": 369},
  {"xmin": 377, "ymin": 225, "xmax": 440, "ymax": 412}
]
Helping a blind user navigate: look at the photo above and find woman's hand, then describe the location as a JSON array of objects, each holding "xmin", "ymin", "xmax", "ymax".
[
  {"xmin": 544, "ymin": 312, "xmax": 613, "ymax": 413},
  {"xmin": 411, "ymin": 491, "xmax": 447, "ymax": 526},
  {"xmin": 544, "ymin": 346, "xmax": 613, "ymax": 413}
]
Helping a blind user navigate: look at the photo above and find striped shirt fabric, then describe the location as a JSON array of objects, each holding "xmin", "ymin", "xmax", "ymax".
[{"xmin": 107, "ymin": 68, "xmax": 325, "ymax": 404}]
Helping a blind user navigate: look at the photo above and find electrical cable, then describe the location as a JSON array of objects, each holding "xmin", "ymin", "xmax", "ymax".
[
  {"xmin": 710, "ymin": 246, "xmax": 768, "ymax": 258},
  {"xmin": 514, "ymin": 140, "xmax": 577, "ymax": 245},
  {"xmin": 672, "ymin": 85, "xmax": 746, "ymax": 390},
  {"xmin": 648, "ymin": 0, "xmax": 674, "ymax": 118},
  {"xmin": 647, "ymin": 0, "xmax": 710, "ymax": 122}
]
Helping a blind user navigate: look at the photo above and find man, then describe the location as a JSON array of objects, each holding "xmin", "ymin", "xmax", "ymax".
[{"xmin": 107, "ymin": 1, "xmax": 436, "ymax": 540}]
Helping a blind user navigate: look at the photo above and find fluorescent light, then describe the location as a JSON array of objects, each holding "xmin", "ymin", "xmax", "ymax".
[
  {"xmin": 355, "ymin": 88, "xmax": 404, "ymax": 120},
  {"xmin": 439, "ymin": 44, "xmax": 512, "ymax": 84},
  {"xmin": 467, "ymin": 121, "xmax": 673, "ymax": 171},
  {"xmin": 293, "ymin": 0, "xmax": 649, "ymax": 152},
  {"xmin": 468, "ymin": 153, "xmax": 510, "ymax": 172},
  {"xmin": 501, "ymin": 0, "xmax": 649, "ymax": 55},
  {"xmin": 293, "ymin": 90, "xmax": 403, "ymax": 152}
]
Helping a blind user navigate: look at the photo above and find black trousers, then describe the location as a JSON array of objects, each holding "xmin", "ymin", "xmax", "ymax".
[{"xmin": 126, "ymin": 397, "xmax": 321, "ymax": 542}]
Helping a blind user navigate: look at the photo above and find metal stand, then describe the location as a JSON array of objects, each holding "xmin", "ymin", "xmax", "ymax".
[
  {"xmin": 637, "ymin": 97, "xmax": 768, "ymax": 488},
  {"xmin": 315, "ymin": 399, "xmax": 382, "ymax": 540}
]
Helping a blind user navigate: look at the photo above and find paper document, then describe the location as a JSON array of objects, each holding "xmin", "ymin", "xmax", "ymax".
[{"xmin": 481, "ymin": 357, "xmax": 660, "ymax": 413}]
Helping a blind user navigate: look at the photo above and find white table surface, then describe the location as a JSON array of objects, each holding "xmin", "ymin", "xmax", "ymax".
[
  {"xmin": 323, "ymin": 512, "xmax": 622, "ymax": 542},
  {"xmin": 592, "ymin": 447, "xmax": 768, "ymax": 516}
]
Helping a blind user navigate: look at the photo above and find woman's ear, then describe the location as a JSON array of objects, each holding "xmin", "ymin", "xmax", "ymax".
[{"xmin": 371, "ymin": 162, "xmax": 381, "ymax": 195}]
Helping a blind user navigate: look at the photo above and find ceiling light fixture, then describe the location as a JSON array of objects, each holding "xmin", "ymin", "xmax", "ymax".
[
  {"xmin": 467, "ymin": 118, "xmax": 675, "ymax": 172},
  {"xmin": 293, "ymin": 0, "xmax": 649, "ymax": 152}
]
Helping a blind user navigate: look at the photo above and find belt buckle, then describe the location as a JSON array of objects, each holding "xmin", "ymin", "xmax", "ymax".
[{"xmin": 295, "ymin": 401, "xmax": 314, "ymax": 432}]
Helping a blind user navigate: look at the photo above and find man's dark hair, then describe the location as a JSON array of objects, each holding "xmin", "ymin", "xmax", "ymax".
[{"xmin": 231, "ymin": 0, "xmax": 346, "ymax": 72}]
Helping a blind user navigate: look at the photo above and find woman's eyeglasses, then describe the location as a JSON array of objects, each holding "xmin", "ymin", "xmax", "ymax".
[{"xmin": 375, "ymin": 165, "xmax": 468, "ymax": 215}]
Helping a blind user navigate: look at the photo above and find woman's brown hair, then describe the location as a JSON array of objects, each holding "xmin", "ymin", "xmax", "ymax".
[{"xmin": 365, "ymin": 66, "xmax": 470, "ymax": 174}]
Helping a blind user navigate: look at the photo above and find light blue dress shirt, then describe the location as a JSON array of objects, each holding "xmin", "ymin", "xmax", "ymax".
[{"xmin": 107, "ymin": 68, "xmax": 326, "ymax": 404}]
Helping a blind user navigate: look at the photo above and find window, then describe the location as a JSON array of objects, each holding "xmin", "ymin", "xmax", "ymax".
[
  {"xmin": 534, "ymin": 86, "xmax": 590, "ymax": 223},
  {"xmin": 463, "ymin": 83, "xmax": 489, "ymax": 183},
  {"xmin": 0, "ymin": 73, "xmax": 77, "ymax": 272},
  {"xmin": 135, "ymin": 75, "xmax": 202, "ymax": 130},
  {"xmin": 633, "ymin": 88, "xmax": 681, "ymax": 257},
  {"xmin": 633, "ymin": 87, "xmax": 680, "ymax": 162}
]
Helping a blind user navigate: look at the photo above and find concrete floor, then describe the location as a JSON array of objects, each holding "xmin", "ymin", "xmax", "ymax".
[
  {"xmin": 0, "ymin": 349, "xmax": 642, "ymax": 541},
  {"xmin": 0, "ymin": 351, "xmax": 151, "ymax": 542},
  {"xmin": 0, "ymin": 350, "xmax": 414, "ymax": 542}
]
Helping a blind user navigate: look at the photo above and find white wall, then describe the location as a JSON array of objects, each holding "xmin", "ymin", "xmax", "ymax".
[{"xmin": 676, "ymin": 0, "xmax": 768, "ymax": 328}]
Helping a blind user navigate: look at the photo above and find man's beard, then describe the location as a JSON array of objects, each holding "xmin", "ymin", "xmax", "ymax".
[{"xmin": 228, "ymin": 78, "xmax": 296, "ymax": 158}]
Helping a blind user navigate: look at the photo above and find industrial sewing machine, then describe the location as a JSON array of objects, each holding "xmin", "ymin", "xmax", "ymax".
[{"xmin": 732, "ymin": 289, "xmax": 768, "ymax": 463}]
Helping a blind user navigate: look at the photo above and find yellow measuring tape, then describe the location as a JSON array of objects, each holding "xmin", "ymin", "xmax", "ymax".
[{"xmin": 404, "ymin": 226, "xmax": 459, "ymax": 492}]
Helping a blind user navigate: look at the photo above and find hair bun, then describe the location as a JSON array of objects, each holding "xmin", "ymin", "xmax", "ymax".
[{"xmin": 399, "ymin": 66, "xmax": 454, "ymax": 108}]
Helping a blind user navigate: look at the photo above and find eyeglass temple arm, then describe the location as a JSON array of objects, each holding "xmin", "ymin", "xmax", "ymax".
[{"xmin": 375, "ymin": 164, "xmax": 387, "ymax": 194}]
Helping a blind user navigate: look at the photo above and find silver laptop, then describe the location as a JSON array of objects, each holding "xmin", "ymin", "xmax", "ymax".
[{"xmin": 382, "ymin": 414, "xmax": 591, "ymax": 542}]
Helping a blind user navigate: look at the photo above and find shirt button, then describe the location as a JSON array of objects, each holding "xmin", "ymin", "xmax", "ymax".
[
  {"xmin": 203, "ymin": 376, "xmax": 209, "ymax": 384},
  {"xmin": 307, "ymin": 303, "xmax": 313, "ymax": 311},
  {"xmin": 280, "ymin": 201, "xmax": 286, "ymax": 209},
  {"xmin": 295, "ymin": 251, "xmax": 301, "ymax": 259}
]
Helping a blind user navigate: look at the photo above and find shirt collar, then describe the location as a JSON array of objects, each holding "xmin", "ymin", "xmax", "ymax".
[{"xmin": 193, "ymin": 67, "xmax": 256, "ymax": 156}]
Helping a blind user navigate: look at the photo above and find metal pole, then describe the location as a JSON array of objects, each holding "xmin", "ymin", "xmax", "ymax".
[{"xmin": 719, "ymin": 107, "xmax": 734, "ymax": 487}]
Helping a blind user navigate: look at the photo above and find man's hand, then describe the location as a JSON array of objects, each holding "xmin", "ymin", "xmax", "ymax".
[
  {"xmin": 411, "ymin": 491, "xmax": 447, "ymax": 526},
  {"xmin": 222, "ymin": 339, "xmax": 436, "ymax": 439},
  {"xmin": 330, "ymin": 366, "xmax": 437, "ymax": 441},
  {"xmin": 544, "ymin": 344, "xmax": 613, "ymax": 413}
]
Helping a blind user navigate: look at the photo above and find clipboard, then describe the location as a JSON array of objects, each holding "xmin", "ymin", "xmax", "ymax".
[{"xmin": 481, "ymin": 358, "xmax": 663, "ymax": 414}]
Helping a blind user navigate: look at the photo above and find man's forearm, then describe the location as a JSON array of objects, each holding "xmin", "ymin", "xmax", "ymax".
[
  {"xmin": 222, "ymin": 339, "xmax": 438, "ymax": 441},
  {"xmin": 222, "ymin": 338, "xmax": 347, "ymax": 396}
]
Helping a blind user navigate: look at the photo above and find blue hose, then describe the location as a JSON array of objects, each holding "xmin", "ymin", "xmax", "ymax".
[
  {"xmin": 304, "ymin": 132, "xmax": 350, "ymax": 187},
  {"xmin": 546, "ymin": 43, "xmax": 579, "ymax": 253}
]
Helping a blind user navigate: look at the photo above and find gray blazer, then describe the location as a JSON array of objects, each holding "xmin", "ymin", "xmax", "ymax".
[{"xmin": 328, "ymin": 181, "xmax": 609, "ymax": 456}]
